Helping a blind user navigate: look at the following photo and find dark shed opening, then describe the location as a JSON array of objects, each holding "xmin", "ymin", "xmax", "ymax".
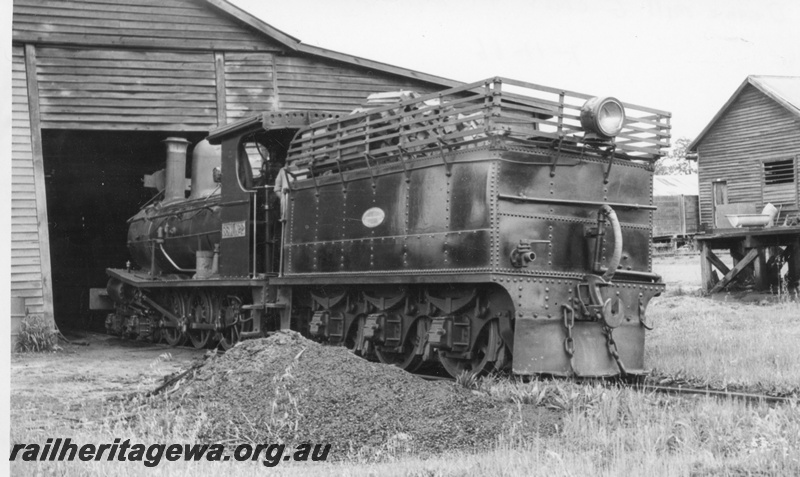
[{"xmin": 42, "ymin": 130, "xmax": 206, "ymax": 331}]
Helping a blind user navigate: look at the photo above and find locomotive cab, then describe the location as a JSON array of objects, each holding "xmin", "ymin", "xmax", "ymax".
[{"xmin": 206, "ymin": 111, "xmax": 341, "ymax": 277}]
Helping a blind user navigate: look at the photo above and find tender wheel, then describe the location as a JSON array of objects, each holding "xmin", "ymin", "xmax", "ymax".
[
  {"xmin": 344, "ymin": 314, "xmax": 364, "ymax": 353},
  {"xmin": 187, "ymin": 290, "xmax": 216, "ymax": 349},
  {"xmin": 374, "ymin": 318, "xmax": 427, "ymax": 372},
  {"xmin": 347, "ymin": 314, "xmax": 378, "ymax": 360},
  {"xmin": 217, "ymin": 295, "xmax": 244, "ymax": 351},
  {"xmin": 439, "ymin": 320, "xmax": 506, "ymax": 378},
  {"xmin": 162, "ymin": 291, "xmax": 186, "ymax": 347}
]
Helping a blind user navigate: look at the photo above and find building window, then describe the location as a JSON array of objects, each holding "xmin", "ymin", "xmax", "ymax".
[{"xmin": 762, "ymin": 156, "xmax": 798, "ymax": 208}]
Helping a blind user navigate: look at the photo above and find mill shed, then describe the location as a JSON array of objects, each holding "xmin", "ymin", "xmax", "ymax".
[
  {"xmin": 688, "ymin": 76, "xmax": 800, "ymax": 229},
  {"xmin": 689, "ymin": 76, "xmax": 800, "ymax": 294},
  {"xmin": 11, "ymin": 0, "xmax": 461, "ymax": 331}
]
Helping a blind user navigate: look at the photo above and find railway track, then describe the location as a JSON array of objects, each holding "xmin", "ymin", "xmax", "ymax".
[
  {"xmin": 130, "ymin": 331, "xmax": 795, "ymax": 405},
  {"xmin": 635, "ymin": 383, "xmax": 795, "ymax": 405},
  {"xmin": 417, "ymin": 373, "xmax": 796, "ymax": 405}
]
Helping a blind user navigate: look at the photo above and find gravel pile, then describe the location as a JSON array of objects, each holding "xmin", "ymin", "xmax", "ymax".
[{"xmin": 163, "ymin": 331, "xmax": 524, "ymax": 456}]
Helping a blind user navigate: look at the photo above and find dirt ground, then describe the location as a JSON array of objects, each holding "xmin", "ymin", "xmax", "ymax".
[
  {"xmin": 10, "ymin": 332, "xmax": 204, "ymax": 434},
  {"xmin": 9, "ymin": 255, "xmax": 701, "ymax": 436}
]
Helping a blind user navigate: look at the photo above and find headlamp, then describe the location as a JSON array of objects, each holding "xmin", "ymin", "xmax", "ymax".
[{"xmin": 580, "ymin": 96, "xmax": 625, "ymax": 141}]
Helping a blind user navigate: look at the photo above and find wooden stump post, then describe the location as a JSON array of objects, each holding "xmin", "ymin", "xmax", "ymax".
[{"xmin": 700, "ymin": 242, "xmax": 713, "ymax": 293}]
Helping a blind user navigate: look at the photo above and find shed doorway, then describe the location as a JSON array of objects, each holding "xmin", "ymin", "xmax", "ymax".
[{"xmin": 42, "ymin": 130, "xmax": 206, "ymax": 331}]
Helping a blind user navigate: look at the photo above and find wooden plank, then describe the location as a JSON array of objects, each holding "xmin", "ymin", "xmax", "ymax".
[
  {"xmin": 37, "ymin": 82, "xmax": 215, "ymax": 94},
  {"xmin": 12, "ymin": 215, "xmax": 38, "ymax": 224},
  {"xmin": 10, "ymin": 192, "xmax": 37, "ymax": 202},
  {"xmin": 35, "ymin": 74, "xmax": 216, "ymax": 86},
  {"xmin": 215, "ymin": 51, "xmax": 226, "ymax": 126},
  {"xmin": 12, "ymin": 257, "xmax": 42, "ymax": 267},
  {"xmin": 11, "ymin": 272, "xmax": 44, "ymax": 282},
  {"xmin": 40, "ymin": 106, "xmax": 217, "ymax": 116},
  {"xmin": 14, "ymin": 2, "xmax": 256, "ymax": 29},
  {"xmin": 37, "ymin": 66, "xmax": 216, "ymax": 78},
  {"xmin": 11, "ymin": 176, "xmax": 35, "ymax": 185},
  {"xmin": 11, "ymin": 205, "xmax": 36, "ymax": 217},
  {"xmin": 10, "ymin": 241, "xmax": 43, "ymax": 250},
  {"xmin": 24, "ymin": 44, "xmax": 55, "ymax": 328},
  {"xmin": 14, "ymin": 22, "xmax": 264, "ymax": 42},
  {"xmin": 39, "ymin": 114, "xmax": 217, "ymax": 124},
  {"xmin": 220, "ymin": 65, "xmax": 273, "ymax": 74},
  {"xmin": 13, "ymin": 31, "xmax": 274, "ymax": 52},
  {"xmin": 705, "ymin": 248, "xmax": 731, "ymax": 276},
  {"xmin": 226, "ymin": 102, "xmax": 272, "ymax": 111},
  {"xmin": 12, "ymin": 232, "xmax": 42, "ymax": 242},
  {"xmin": 39, "ymin": 97, "xmax": 217, "ymax": 108},
  {"xmin": 709, "ymin": 248, "xmax": 759, "ymax": 294},
  {"xmin": 12, "ymin": 248, "xmax": 43, "ymax": 258},
  {"xmin": 225, "ymin": 52, "xmax": 275, "ymax": 61},
  {"xmin": 15, "ymin": 1, "xmax": 225, "ymax": 20},
  {"xmin": 10, "ymin": 281, "xmax": 44, "ymax": 291},
  {"xmin": 39, "ymin": 122, "xmax": 211, "ymax": 132},
  {"xmin": 8, "ymin": 288, "xmax": 45, "ymax": 298},
  {"xmin": 225, "ymin": 79, "xmax": 273, "ymax": 87},
  {"xmin": 37, "ymin": 57, "xmax": 216, "ymax": 71},
  {"xmin": 36, "ymin": 47, "xmax": 213, "ymax": 62},
  {"xmin": 37, "ymin": 90, "xmax": 218, "ymax": 101},
  {"xmin": 11, "ymin": 224, "xmax": 41, "ymax": 233}
]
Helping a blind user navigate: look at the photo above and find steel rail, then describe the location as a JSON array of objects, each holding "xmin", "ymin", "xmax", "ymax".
[
  {"xmin": 635, "ymin": 383, "xmax": 795, "ymax": 405},
  {"xmin": 414, "ymin": 374, "xmax": 796, "ymax": 405}
]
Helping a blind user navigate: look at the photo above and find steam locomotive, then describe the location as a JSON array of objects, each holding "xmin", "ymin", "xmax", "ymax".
[{"xmin": 104, "ymin": 77, "xmax": 670, "ymax": 378}]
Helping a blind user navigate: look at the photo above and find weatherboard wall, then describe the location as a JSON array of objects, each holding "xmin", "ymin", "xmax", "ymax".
[
  {"xmin": 12, "ymin": 45, "xmax": 53, "ymax": 321},
  {"xmin": 696, "ymin": 84, "xmax": 800, "ymax": 228},
  {"xmin": 12, "ymin": 0, "xmax": 283, "ymax": 52},
  {"xmin": 274, "ymin": 55, "xmax": 441, "ymax": 112},
  {"xmin": 11, "ymin": 0, "xmax": 455, "ymax": 325}
]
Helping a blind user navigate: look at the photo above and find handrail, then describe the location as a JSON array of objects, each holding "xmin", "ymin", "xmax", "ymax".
[{"xmin": 286, "ymin": 77, "xmax": 671, "ymax": 175}]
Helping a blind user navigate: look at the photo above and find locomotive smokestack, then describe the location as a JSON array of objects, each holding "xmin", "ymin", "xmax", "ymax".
[{"xmin": 163, "ymin": 137, "xmax": 190, "ymax": 204}]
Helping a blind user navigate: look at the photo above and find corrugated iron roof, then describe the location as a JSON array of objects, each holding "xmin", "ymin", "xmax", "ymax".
[
  {"xmin": 689, "ymin": 75, "xmax": 800, "ymax": 152},
  {"xmin": 750, "ymin": 75, "xmax": 800, "ymax": 117},
  {"xmin": 653, "ymin": 174, "xmax": 698, "ymax": 196}
]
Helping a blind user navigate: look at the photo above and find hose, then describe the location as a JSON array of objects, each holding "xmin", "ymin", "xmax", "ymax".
[{"xmin": 600, "ymin": 204, "xmax": 623, "ymax": 281}]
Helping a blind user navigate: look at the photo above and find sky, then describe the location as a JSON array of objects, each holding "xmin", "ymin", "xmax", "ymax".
[{"xmin": 230, "ymin": 0, "xmax": 800, "ymax": 145}]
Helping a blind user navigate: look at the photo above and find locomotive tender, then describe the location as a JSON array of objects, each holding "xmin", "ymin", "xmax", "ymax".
[{"xmin": 105, "ymin": 77, "xmax": 671, "ymax": 378}]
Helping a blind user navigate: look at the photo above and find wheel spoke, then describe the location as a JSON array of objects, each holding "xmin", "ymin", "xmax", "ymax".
[
  {"xmin": 162, "ymin": 291, "xmax": 186, "ymax": 347},
  {"xmin": 218, "ymin": 295, "xmax": 244, "ymax": 351},
  {"xmin": 187, "ymin": 290, "xmax": 215, "ymax": 349}
]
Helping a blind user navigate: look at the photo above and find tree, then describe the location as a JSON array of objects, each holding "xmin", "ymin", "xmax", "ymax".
[{"xmin": 654, "ymin": 137, "xmax": 697, "ymax": 175}]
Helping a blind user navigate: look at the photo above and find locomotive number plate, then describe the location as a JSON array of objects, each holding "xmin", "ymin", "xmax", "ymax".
[{"xmin": 221, "ymin": 221, "xmax": 246, "ymax": 239}]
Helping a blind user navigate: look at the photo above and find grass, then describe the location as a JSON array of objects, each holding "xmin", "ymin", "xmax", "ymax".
[
  {"xmin": 15, "ymin": 314, "xmax": 60, "ymax": 353},
  {"xmin": 11, "ymin": 256, "xmax": 800, "ymax": 475},
  {"xmin": 13, "ymin": 379, "xmax": 800, "ymax": 476},
  {"xmin": 646, "ymin": 296, "xmax": 800, "ymax": 396}
]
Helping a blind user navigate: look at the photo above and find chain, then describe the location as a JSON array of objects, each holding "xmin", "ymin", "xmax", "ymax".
[
  {"xmin": 562, "ymin": 305, "xmax": 576, "ymax": 375},
  {"xmin": 603, "ymin": 325, "xmax": 627, "ymax": 376}
]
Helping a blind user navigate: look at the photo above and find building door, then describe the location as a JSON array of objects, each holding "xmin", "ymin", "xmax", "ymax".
[
  {"xmin": 712, "ymin": 180, "xmax": 728, "ymax": 228},
  {"xmin": 42, "ymin": 129, "xmax": 206, "ymax": 331}
]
